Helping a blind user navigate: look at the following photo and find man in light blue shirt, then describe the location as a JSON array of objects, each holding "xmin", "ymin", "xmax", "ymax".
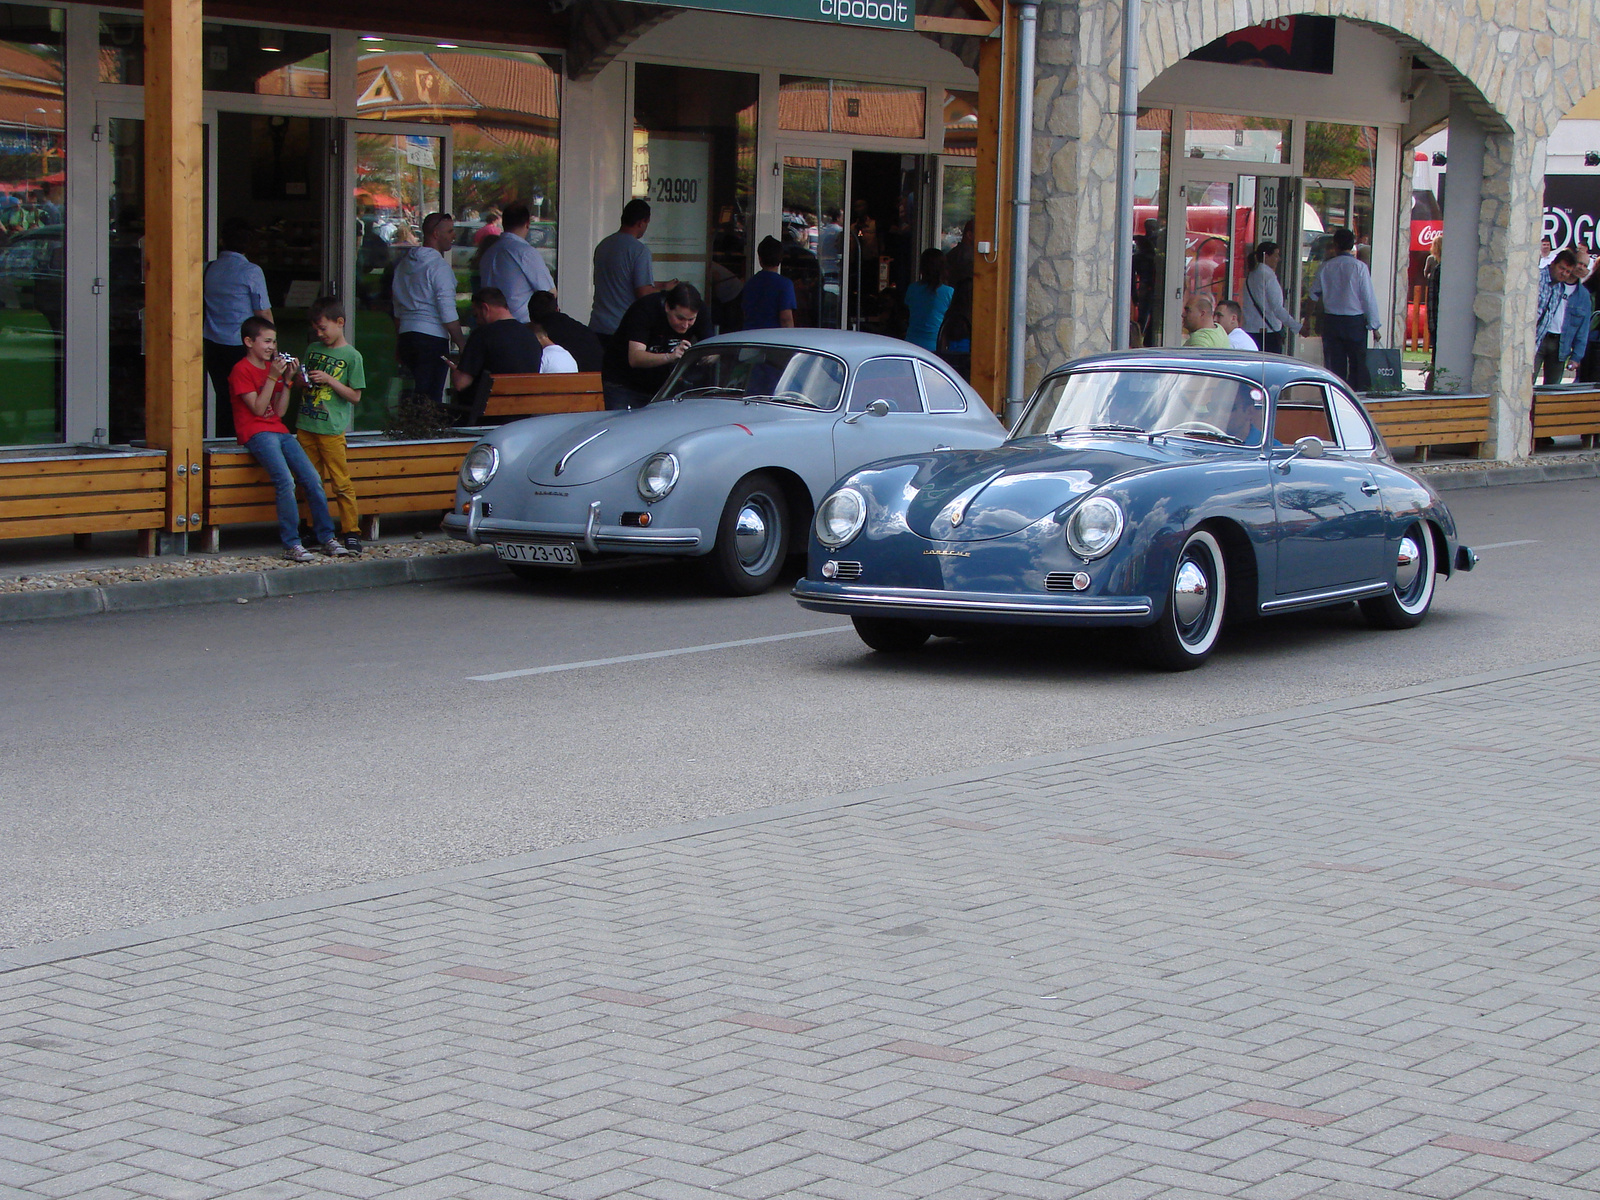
[
  {"xmin": 203, "ymin": 218, "xmax": 273, "ymax": 439},
  {"xmin": 390, "ymin": 212, "xmax": 465, "ymax": 408},
  {"xmin": 1309, "ymin": 227, "xmax": 1381, "ymax": 391},
  {"xmin": 478, "ymin": 202, "xmax": 554, "ymax": 323},
  {"xmin": 589, "ymin": 199, "xmax": 673, "ymax": 345}
]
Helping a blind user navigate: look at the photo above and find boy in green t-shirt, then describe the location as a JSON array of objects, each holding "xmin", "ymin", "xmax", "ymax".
[{"xmin": 296, "ymin": 296, "xmax": 367, "ymax": 553}]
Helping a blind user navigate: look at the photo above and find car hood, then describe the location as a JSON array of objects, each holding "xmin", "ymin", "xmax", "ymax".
[
  {"xmin": 524, "ymin": 398, "xmax": 809, "ymax": 485},
  {"xmin": 899, "ymin": 437, "xmax": 1189, "ymax": 540}
]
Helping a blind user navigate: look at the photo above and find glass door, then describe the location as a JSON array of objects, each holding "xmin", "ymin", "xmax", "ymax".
[
  {"xmin": 1297, "ymin": 181, "xmax": 1357, "ymax": 362},
  {"xmin": 779, "ymin": 150, "xmax": 848, "ymax": 330},
  {"xmin": 343, "ymin": 121, "xmax": 451, "ymax": 430},
  {"xmin": 101, "ymin": 108, "xmax": 146, "ymax": 444},
  {"xmin": 1166, "ymin": 168, "xmax": 1294, "ymax": 346}
]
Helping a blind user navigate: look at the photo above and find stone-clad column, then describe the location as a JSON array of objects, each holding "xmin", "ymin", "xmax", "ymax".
[
  {"xmin": 1024, "ymin": 0, "xmax": 1122, "ymax": 392},
  {"xmin": 1474, "ymin": 129, "xmax": 1543, "ymax": 460}
]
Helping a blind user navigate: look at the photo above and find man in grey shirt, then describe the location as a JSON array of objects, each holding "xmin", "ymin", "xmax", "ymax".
[
  {"xmin": 391, "ymin": 212, "xmax": 465, "ymax": 408},
  {"xmin": 589, "ymin": 199, "xmax": 674, "ymax": 345},
  {"xmin": 479, "ymin": 202, "xmax": 554, "ymax": 323}
]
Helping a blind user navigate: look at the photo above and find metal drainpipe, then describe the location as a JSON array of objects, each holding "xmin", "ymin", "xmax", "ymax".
[
  {"xmin": 1004, "ymin": 0, "xmax": 1039, "ymax": 428},
  {"xmin": 1111, "ymin": 0, "xmax": 1140, "ymax": 351}
]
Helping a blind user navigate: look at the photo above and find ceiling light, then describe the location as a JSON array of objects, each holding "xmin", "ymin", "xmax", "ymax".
[
  {"xmin": 436, "ymin": 42, "xmax": 457, "ymax": 48},
  {"xmin": 260, "ymin": 30, "xmax": 283, "ymax": 52}
]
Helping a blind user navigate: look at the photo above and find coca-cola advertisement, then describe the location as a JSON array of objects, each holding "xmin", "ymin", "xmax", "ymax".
[{"xmin": 1187, "ymin": 16, "xmax": 1336, "ymax": 74}]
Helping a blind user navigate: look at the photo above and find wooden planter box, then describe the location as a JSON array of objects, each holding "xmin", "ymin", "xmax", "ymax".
[
  {"xmin": 1361, "ymin": 392, "xmax": 1492, "ymax": 460},
  {"xmin": 203, "ymin": 434, "xmax": 477, "ymax": 550},
  {"xmin": 0, "ymin": 448, "xmax": 168, "ymax": 548},
  {"xmin": 1531, "ymin": 384, "xmax": 1600, "ymax": 445}
]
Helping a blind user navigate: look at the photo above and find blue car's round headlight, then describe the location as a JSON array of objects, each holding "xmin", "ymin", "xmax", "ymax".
[
  {"xmin": 1066, "ymin": 496, "xmax": 1124, "ymax": 559},
  {"xmin": 816, "ymin": 488, "xmax": 867, "ymax": 548},
  {"xmin": 459, "ymin": 444, "xmax": 498, "ymax": 493},
  {"xmin": 638, "ymin": 452, "xmax": 680, "ymax": 501}
]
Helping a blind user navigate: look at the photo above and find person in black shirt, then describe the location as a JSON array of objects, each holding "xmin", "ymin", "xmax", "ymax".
[
  {"xmin": 602, "ymin": 283, "xmax": 710, "ymax": 410},
  {"xmin": 528, "ymin": 290, "xmax": 604, "ymax": 373},
  {"xmin": 451, "ymin": 288, "xmax": 544, "ymax": 422}
]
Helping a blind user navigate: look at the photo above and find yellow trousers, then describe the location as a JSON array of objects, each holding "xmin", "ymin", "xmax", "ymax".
[{"xmin": 296, "ymin": 430, "xmax": 359, "ymax": 535}]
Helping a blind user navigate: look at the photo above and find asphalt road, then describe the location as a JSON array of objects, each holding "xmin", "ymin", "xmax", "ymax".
[{"xmin": 3, "ymin": 478, "xmax": 1594, "ymax": 949}]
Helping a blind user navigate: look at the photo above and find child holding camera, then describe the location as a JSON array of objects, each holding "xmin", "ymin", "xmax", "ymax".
[{"xmin": 228, "ymin": 315, "xmax": 351, "ymax": 562}]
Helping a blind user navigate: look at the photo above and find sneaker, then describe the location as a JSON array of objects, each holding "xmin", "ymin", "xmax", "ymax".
[
  {"xmin": 342, "ymin": 533, "xmax": 363, "ymax": 555},
  {"xmin": 320, "ymin": 540, "xmax": 353, "ymax": 557},
  {"xmin": 284, "ymin": 543, "xmax": 314, "ymax": 563}
]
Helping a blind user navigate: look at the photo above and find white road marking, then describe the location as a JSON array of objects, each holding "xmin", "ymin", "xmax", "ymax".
[
  {"xmin": 1473, "ymin": 540, "xmax": 1540, "ymax": 551},
  {"xmin": 469, "ymin": 625, "xmax": 855, "ymax": 682}
]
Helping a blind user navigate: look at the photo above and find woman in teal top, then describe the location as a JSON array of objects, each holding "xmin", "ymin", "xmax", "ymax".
[{"xmin": 903, "ymin": 248, "xmax": 955, "ymax": 352}]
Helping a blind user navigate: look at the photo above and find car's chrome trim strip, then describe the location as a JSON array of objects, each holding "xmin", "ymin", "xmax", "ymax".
[
  {"xmin": 1259, "ymin": 580, "xmax": 1391, "ymax": 612},
  {"xmin": 793, "ymin": 582, "xmax": 1151, "ymax": 618},
  {"xmin": 554, "ymin": 428, "xmax": 607, "ymax": 477}
]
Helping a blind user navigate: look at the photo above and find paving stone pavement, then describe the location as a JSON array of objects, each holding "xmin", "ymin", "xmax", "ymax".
[{"xmin": 5, "ymin": 655, "xmax": 1600, "ymax": 1200}]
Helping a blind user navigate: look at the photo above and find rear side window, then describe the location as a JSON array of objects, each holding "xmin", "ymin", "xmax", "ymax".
[
  {"xmin": 919, "ymin": 363, "xmax": 967, "ymax": 412},
  {"xmin": 1328, "ymin": 391, "xmax": 1376, "ymax": 451},
  {"xmin": 1273, "ymin": 383, "xmax": 1336, "ymax": 445},
  {"xmin": 849, "ymin": 358, "xmax": 924, "ymax": 412}
]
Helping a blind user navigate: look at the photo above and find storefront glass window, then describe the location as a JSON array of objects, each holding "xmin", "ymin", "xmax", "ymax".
[
  {"xmin": 1134, "ymin": 108, "xmax": 1171, "ymax": 347},
  {"xmin": 1300, "ymin": 122, "xmax": 1377, "ymax": 319},
  {"xmin": 633, "ymin": 63, "xmax": 757, "ymax": 329},
  {"xmin": 943, "ymin": 90, "xmax": 977, "ymax": 157},
  {"xmin": 98, "ymin": 18, "xmax": 330, "ymax": 97},
  {"xmin": 1, "ymin": 4, "xmax": 65, "ymax": 446},
  {"xmin": 1183, "ymin": 112, "xmax": 1289, "ymax": 164},
  {"xmin": 778, "ymin": 77, "xmax": 925, "ymax": 140}
]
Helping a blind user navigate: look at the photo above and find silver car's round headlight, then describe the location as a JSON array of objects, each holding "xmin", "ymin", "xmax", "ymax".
[
  {"xmin": 637, "ymin": 452, "xmax": 680, "ymax": 501},
  {"xmin": 1066, "ymin": 496, "xmax": 1125, "ymax": 559},
  {"xmin": 459, "ymin": 444, "xmax": 498, "ymax": 493},
  {"xmin": 816, "ymin": 488, "xmax": 867, "ymax": 548}
]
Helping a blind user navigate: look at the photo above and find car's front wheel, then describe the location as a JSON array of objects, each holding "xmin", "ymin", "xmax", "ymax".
[
  {"xmin": 1359, "ymin": 522, "xmax": 1436, "ymax": 629},
  {"xmin": 1136, "ymin": 528, "xmax": 1227, "ymax": 670},
  {"xmin": 704, "ymin": 472, "xmax": 789, "ymax": 595},
  {"xmin": 852, "ymin": 616, "xmax": 931, "ymax": 653}
]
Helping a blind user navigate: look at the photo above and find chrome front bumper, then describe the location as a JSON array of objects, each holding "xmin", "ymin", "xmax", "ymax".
[
  {"xmin": 792, "ymin": 579, "xmax": 1156, "ymax": 626},
  {"xmin": 442, "ymin": 509, "xmax": 703, "ymax": 555}
]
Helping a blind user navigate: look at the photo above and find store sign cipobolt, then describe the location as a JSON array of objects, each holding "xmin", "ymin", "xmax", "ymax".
[{"xmin": 620, "ymin": 0, "xmax": 912, "ymax": 30}]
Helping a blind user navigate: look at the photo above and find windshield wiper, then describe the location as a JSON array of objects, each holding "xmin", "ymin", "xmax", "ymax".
[
  {"xmin": 1049, "ymin": 423, "xmax": 1145, "ymax": 439},
  {"xmin": 672, "ymin": 385, "xmax": 746, "ymax": 399},
  {"xmin": 1147, "ymin": 426, "xmax": 1244, "ymax": 445}
]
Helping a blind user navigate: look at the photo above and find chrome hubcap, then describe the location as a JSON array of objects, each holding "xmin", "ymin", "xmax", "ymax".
[
  {"xmin": 1173, "ymin": 559, "xmax": 1210, "ymax": 628},
  {"xmin": 1395, "ymin": 536, "xmax": 1421, "ymax": 592},
  {"xmin": 734, "ymin": 501, "xmax": 771, "ymax": 568}
]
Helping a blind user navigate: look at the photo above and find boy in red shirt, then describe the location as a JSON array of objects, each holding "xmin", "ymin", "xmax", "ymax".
[{"xmin": 229, "ymin": 316, "xmax": 350, "ymax": 561}]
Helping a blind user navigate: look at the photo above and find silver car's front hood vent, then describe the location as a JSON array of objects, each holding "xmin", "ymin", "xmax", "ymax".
[{"xmin": 525, "ymin": 400, "xmax": 783, "ymax": 486}]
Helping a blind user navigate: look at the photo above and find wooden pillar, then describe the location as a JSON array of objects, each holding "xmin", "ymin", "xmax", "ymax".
[
  {"xmin": 970, "ymin": 12, "xmax": 1016, "ymax": 414},
  {"xmin": 143, "ymin": 0, "xmax": 205, "ymax": 549}
]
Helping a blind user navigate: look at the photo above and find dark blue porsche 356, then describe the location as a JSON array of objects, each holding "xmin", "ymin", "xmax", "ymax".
[{"xmin": 792, "ymin": 350, "xmax": 1477, "ymax": 669}]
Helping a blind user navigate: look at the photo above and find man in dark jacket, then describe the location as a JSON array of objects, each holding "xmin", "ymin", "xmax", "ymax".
[{"xmin": 529, "ymin": 290, "xmax": 604, "ymax": 373}]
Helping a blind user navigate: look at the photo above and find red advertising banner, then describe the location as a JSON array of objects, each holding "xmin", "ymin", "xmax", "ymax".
[{"xmin": 1411, "ymin": 220, "xmax": 1442, "ymax": 253}]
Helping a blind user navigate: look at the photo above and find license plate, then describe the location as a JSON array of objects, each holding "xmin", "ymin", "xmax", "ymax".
[{"xmin": 495, "ymin": 541, "xmax": 578, "ymax": 566}]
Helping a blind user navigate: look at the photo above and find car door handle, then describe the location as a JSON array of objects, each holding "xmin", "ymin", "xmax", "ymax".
[{"xmin": 1359, "ymin": 482, "xmax": 1380, "ymax": 496}]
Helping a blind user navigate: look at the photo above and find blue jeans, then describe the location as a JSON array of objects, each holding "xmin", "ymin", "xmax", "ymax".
[{"xmin": 246, "ymin": 431, "xmax": 335, "ymax": 549}]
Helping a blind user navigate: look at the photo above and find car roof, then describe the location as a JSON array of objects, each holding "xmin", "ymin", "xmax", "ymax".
[
  {"xmin": 695, "ymin": 328, "xmax": 954, "ymax": 369},
  {"xmin": 1052, "ymin": 347, "xmax": 1352, "ymax": 393}
]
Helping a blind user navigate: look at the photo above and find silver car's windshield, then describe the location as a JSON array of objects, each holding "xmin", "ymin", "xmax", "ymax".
[
  {"xmin": 1013, "ymin": 370, "xmax": 1267, "ymax": 447},
  {"xmin": 657, "ymin": 344, "xmax": 847, "ymax": 410}
]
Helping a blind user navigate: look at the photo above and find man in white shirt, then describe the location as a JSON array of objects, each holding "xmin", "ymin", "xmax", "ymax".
[
  {"xmin": 532, "ymin": 322, "xmax": 579, "ymax": 373},
  {"xmin": 478, "ymin": 202, "xmax": 554, "ymax": 323},
  {"xmin": 1309, "ymin": 227, "xmax": 1382, "ymax": 390},
  {"xmin": 390, "ymin": 212, "xmax": 465, "ymax": 408},
  {"xmin": 1216, "ymin": 300, "xmax": 1258, "ymax": 350}
]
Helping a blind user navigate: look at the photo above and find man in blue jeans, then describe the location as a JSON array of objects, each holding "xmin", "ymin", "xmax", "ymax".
[
  {"xmin": 1309, "ymin": 227, "xmax": 1381, "ymax": 391},
  {"xmin": 228, "ymin": 316, "xmax": 351, "ymax": 562}
]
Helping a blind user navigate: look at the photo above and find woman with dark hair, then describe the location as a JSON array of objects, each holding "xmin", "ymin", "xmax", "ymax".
[
  {"xmin": 1241, "ymin": 240, "xmax": 1301, "ymax": 354},
  {"xmin": 904, "ymin": 247, "xmax": 955, "ymax": 353}
]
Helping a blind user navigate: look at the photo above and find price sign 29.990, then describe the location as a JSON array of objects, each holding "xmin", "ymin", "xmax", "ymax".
[{"xmin": 653, "ymin": 177, "xmax": 699, "ymax": 204}]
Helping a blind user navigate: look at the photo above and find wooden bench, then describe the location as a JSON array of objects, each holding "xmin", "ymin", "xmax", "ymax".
[
  {"xmin": 0, "ymin": 449, "xmax": 169, "ymax": 551},
  {"xmin": 201, "ymin": 436, "xmax": 475, "ymax": 551},
  {"xmin": 481, "ymin": 371, "xmax": 604, "ymax": 421},
  {"xmin": 1362, "ymin": 393, "xmax": 1492, "ymax": 461},
  {"xmin": 1531, "ymin": 385, "xmax": 1600, "ymax": 446}
]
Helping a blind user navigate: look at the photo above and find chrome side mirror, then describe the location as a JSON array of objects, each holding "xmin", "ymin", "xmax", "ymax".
[
  {"xmin": 843, "ymin": 398, "xmax": 892, "ymax": 424},
  {"xmin": 1276, "ymin": 435, "xmax": 1326, "ymax": 472}
]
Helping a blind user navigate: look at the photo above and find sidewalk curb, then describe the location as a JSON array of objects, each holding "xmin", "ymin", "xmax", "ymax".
[
  {"xmin": 1422, "ymin": 458, "xmax": 1600, "ymax": 490},
  {"xmin": 7, "ymin": 649, "xmax": 1598, "ymax": 973},
  {"xmin": 0, "ymin": 548, "xmax": 501, "ymax": 624}
]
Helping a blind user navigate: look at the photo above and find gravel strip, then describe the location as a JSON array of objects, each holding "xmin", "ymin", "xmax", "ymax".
[
  {"xmin": 1413, "ymin": 450, "xmax": 1600, "ymax": 475},
  {"xmin": 0, "ymin": 537, "xmax": 479, "ymax": 594}
]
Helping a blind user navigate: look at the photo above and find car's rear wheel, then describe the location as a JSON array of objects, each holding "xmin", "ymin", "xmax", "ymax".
[
  {"xmin": 852, "ymin": 616, "xmax": 931, "ymax": 653},
  {"xmin": 704, "ymin": 472, "xmax": 789, "ymax": 595},
  {"xmin": 1136, "ymin": 528, "xmax": 1227, "ymax": 670},
  {"xmin": 1359, "ymin": 522, "xmax": 1436, "ymax": 629}
]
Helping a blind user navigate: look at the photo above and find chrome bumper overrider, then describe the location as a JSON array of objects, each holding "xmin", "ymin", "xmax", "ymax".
[
  {"xmin": 792, "ymin": 579, "xmax": 1155, "ymax": 624},
  {"xmin": 442, "ymin": 511, "xmax": 702, "ymax": 552}
]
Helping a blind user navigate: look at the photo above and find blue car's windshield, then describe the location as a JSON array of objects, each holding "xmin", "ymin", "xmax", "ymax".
[
  {"xmin": 657, "ymin": 344, "xmax": 847, "ymax": 410},
  {"xmin": 1013, "ymin": 369, "xmax": 1268, "ymax": 447}
]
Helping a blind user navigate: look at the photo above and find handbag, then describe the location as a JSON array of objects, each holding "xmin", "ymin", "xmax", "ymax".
[{"xmin": 1366, "ymin": 347, "xmax": 1403, "ymax": 392}]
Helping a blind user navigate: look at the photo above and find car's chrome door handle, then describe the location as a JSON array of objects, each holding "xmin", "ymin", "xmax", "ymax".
[{"xmin": 1359, "ymin": 482, "xmax": 1380, "ymax": 496}]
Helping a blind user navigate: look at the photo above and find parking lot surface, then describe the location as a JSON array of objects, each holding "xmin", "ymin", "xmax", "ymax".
[{"xmin": 4, "ymin": 652, "xmax": 1599, "ymax": 1199}]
